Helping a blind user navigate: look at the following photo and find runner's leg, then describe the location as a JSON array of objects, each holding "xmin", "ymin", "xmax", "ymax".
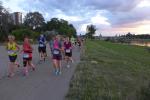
[{"xmin": 23, "ymin": 58, "xmax": 28, "ymax": 76}]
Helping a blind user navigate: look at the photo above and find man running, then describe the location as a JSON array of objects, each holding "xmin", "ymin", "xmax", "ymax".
[
  {"xmin": 22, "ymin": 36, "xmax": 35, "ymax": 76},
  {"xmin": 49, "ymin": 35, "xmax": 63, "ymax": 75},
  {"xmin": 6, "ymin": 35, "xmax": 20, "ymax": 77},
  {"xmin": 38, "ymin": 34, "xmax": 47, "ymax": 61},
  {"xmin": 64, "ymin": 37, "xmax": 73, "ymax": 68}
]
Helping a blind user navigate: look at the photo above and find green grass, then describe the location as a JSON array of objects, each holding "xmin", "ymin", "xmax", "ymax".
[{"xmin": 66, "ymin": 40, "xmax": 150, "ymax": 100}]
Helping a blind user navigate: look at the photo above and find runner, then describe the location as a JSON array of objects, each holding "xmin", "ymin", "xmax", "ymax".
[
  {"xmin": 77, "ymin": 37, "xmax": 82, "ymax": 49},
  {"xmin": 64, "ymin": 37, "xmax": 74, "ymax": 68},
  {"xmin": 49, "ymin": 36, "xmax": 54, "ymax": 56},
  {"xmin": 38, "ymin": 34, "xmax": 47, "ymax": 61},
  {"xmin": 6, "ymin": 35, "xmax": 20, "ymax": 77},
  {"xmin": 49, "ymin": 35, "xmax": 63, "ymax": 75},
  {"xmin": 22, "ymin": 36, "xmax": 35, "ymax": 76},
  {"xmin": 74, "ymin": 39, "xmax": 77, "ymax": 46},
  {"xmin": 43, "ymin": 34, "xmax": 48, "ymax": 58},
  {"xmin": 61, "ymin": 36, "xmax": 66, "ymax": 60},
  {"xmin": 70, "ymin": 36, "xmax": 75, "ymax": 46}
]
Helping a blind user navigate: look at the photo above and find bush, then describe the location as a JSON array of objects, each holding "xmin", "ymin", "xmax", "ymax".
[{"xmin": 11, "ymin": 29, "xmax": 40, "ymax": 41}]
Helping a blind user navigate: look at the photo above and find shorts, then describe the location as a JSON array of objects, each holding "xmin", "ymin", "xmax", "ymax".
[
  {"xmin": 65, "ymin": 50, "xmax": 72, "ymax": 57},
  {"xmin": 53, "ymin": 54, "xmax": 62, "ymax": 60},
  {"xmin": 23, "ymin": 57, "xmax": 32, "ymax": 67},
  {"xmin": 52, "ymin": 49, "xmax": 62, "ymax": 60},
  {"xmin": 38, "ymin": 47, "xmax": 46, "ymax": 53},
  {"xmin": 65, "ymin": 52, "xmax": 72, "ymax": 57},
  {"xmin": 9, "ymin": 55, "xmax": 17, "ymax": 62}
]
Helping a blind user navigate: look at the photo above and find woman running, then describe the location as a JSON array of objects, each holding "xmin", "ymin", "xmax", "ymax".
[
  {"xmin": 6, "ymin": 35, "xmax": 20, "ymax": 77},
  {"xmin": 64, "ymin": 37, "xmax": 73, "ymax": 68},
  {"xmin": 22, "ymin": 36, "xmax": 35, "ymax": 76},
  {"xmin": 49, "ymin": 35, "xmax": 63, "ymax": 75}
]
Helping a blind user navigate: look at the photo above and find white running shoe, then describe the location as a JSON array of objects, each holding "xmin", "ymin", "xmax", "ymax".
[
  {"xmin": 67, "ymin": 64, "xmax": 70, "ymax": 68},
  {"xmin": 71, "ymin": 59, "xmax": 74, "ymax": 63}
]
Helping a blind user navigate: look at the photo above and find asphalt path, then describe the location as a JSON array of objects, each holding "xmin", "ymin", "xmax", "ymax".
[{"xmin": 0, "ymin": 44, "xmax": 80, "ymax": 100}]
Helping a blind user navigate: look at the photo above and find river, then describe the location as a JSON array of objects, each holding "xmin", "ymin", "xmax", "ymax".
[{"xmin": 130, "ymin": 41, "xmax": 150, "ymax": 47}]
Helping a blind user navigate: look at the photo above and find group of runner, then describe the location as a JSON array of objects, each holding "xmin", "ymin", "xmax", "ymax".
[{"xmin": 6, "ymin": 34, "xmax": 83, "ymax": 77}]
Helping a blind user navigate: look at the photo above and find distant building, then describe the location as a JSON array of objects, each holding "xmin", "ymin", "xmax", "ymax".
[{"xmin": 11, "ymin": 12, "xmax": 22, "ymax": 25}]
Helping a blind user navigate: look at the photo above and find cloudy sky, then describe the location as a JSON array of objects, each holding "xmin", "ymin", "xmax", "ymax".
[{"xmin": 1, "ymin": 0, "xmax": 150, "ymax": 36}]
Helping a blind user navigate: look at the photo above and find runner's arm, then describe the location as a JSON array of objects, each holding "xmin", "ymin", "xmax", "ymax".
[{"xmin": 16, "ymin": 44, "xmax": 20, "ymax": 52}]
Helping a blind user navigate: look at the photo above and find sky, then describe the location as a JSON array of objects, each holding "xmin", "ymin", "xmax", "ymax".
[{"xmin": 1, "ymin": 0, "xmax": 150, "ymax": 36}]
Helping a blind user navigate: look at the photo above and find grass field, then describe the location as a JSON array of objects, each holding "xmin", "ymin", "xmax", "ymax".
[{"xmin": 66, "ymin": 40, "xmax": 150, "ymax": 100}]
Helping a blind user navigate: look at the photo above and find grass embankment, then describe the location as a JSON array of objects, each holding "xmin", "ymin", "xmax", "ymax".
[{"xmin": 66, "ymin": 40, "xmax": 150, "ymax": 100}]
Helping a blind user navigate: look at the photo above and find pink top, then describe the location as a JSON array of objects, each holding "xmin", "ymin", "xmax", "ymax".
[{"xmin": 53, "ymin": 40, "xmax": 59, "ymax": 49}]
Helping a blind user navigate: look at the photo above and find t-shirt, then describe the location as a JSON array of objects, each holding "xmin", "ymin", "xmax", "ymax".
[
  {"xmin": 7, "ymin": 42, "xmax": 17, "ymax": 56},
  {"xmin": 23, "ymin": 42, "xmax": 32, "ymax": 57},
  {"xmin": 64, "ymin": 41, "xmax": 72, "ymax": 49},
  {"xmin": 38, "ymin": 36, "xmax": 46, "ymax": 47},
  {"xmin": 49, "ymin": 40, "xmax": 62, "ymax": 50}
]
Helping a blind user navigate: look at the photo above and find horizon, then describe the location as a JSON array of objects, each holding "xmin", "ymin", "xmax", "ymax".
[{"xmin": 1, "ymin": 0, "xmax": 150, "ymax": 36}]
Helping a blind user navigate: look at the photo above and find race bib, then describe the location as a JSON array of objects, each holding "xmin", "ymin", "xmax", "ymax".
[
  {"xmin": 23, "ymin": 53, "xmax": 29, "ymax": 58},
  {"xmin": 53, "ymin": 50, "xmax": 59, "ymax": 55},
  {"xmin": 8, "ymin": 50, "xmax": 15, "ymax": 55},
  {"xmin": 65, "ymin": 49, "xmax": 71, "ymax": 53},
  {"xmin": 39, "ymin": 44, "xmax": 44, "ymax": 47}
]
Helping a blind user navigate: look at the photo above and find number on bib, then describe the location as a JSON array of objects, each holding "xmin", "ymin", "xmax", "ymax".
[
  {"xmin": 53, "ymin": 50, "xmax": 59, "ymax": 55},
  {"xmin": 39, "ymin": 44, "xmax": 44, "ymax": 47},
  {"xmin": 23, "ymin": 53, "xmax": 29, "ymax": 58},
  {"xmin": 65, "ymin": 49, "xmax": 70, "ymax": 53},
  {"xmin": 8, "ymin": 50, "xmax": 15, "ymax": 55}
]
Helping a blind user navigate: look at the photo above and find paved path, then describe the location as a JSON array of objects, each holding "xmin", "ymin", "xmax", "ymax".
[{"xmin": 0, "ymin": 45, "xmax": 80, "ymax": 100}]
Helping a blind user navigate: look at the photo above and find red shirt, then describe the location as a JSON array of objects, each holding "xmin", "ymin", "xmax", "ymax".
[{"xmin": 23, "ymin": 42, "xmax": 32, "ymax": 57}]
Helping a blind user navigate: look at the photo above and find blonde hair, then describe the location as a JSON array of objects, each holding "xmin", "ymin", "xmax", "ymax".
[{"xmin": 8, "ymin": 35, "xmax": 15, "ymax": 41}]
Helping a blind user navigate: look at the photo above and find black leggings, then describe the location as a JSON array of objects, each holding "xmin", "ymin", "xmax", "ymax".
[{"xmin": 23, "ymin": 58, "xmax": 32, "ymax": 67}]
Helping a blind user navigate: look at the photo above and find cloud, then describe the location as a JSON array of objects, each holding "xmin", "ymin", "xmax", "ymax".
[
  {"xmin": 1, "ymin": 0, "xmax": 150, "ymax": 36},
  {"xmin": 2, "ymin": 0, "xmax": 25, "ymax": 12},
  {"xmin": 83, "ymin": 0, "xmax": 142, "ymax": 12},
  {"xmin": 109, "ymin": 6, "xmax": 150, "ymax": 27}
]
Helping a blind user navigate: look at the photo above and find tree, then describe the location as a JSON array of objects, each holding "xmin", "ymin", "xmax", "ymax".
[
  {"xmin": 46, "ymin": 18, "xmax": 61, "ymax": 31},
  {"xmin": 86, "ymin": 24, "xmax": 96, "ymax": 39},
  {"xmin": 126, "ymin": 32, "xmax": 133, "ymax": 39},
  {"xmin": 0, "ymin": 1, "xmax": 13, "ymax": 41},
  {"xmin": 11, "ymin": 29, "xmax": 40, "ymax": 41},
  {"xmin": 24, "ymin": 12, "xmax": 45, "ymax": 31},
  {"xmin": 45, "ymin": 18, "xmax": 77, "ymax": 37}
]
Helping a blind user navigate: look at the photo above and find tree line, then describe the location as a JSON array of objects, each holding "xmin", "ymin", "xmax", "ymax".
[
  {"xmin": 0, "ymin": 1, "xmax": 77, "ymax": 41},
  {"xmin": 121, "ymin": 32, "xmax": 150, "ymax": 39}
]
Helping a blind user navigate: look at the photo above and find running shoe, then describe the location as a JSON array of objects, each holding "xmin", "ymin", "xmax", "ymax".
[{"xmin": 67, "ymin": 64, "xmax": 70, "ymax": 68}]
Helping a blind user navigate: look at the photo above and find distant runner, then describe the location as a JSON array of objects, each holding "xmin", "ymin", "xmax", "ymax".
[
  {"xmin": 77, "ymin": 37, "xmax": 82, "ymax": 49},
  {"xmin": 22, "ymin": 36, "xmax": 35, "ymax": 76},
  {"xmin": 70, "ymin": 36, "xmax": 75, "ymax": 45},
  {"xmin": 38, "ymin": 34, "xmax": 47, "ymax": 61},
  {"xmin": 6, "ymin": 35, "xmax": 20, "ymax": 77},
  {"xmin": 49, "ymin": 35, "xmax": 63, "ymax": 75}
]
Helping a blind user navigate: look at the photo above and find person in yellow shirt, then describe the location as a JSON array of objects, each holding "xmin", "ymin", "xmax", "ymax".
[{"xmin": 6, "ymin": 35, "xmax": 20, "ymax": 77}]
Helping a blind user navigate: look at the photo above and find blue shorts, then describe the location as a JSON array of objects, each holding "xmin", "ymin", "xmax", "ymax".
[{"xmin": 9, "ymin": 55, "xmax": 17, "ymax": 62}]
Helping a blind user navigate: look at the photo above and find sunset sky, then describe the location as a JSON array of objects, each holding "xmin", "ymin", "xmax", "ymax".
[{"xmin": 1, "ymin": 0, "xmax": 150, "ymax": 36}]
